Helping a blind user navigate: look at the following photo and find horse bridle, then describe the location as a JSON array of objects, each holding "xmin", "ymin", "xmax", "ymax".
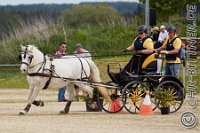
[
  {"xmin": 19, "ymin": 46, "xmax": 34, "ymax": 67},
  {"xmin": 20, "ymin": 52, "xmax": 34, "ymax": 66}
]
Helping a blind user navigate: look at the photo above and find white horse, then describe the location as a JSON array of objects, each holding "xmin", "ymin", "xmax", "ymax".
[{"xmin": 19, "ymin": 45, "xmax": 110, "ymax": 115}]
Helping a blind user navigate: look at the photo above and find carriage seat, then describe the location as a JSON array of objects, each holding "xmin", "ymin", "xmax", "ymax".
[
  {"xmin": 108, "ymin": 72, "xmax": 120, "ymax": 84},
  {"xmin": 140, "ymin": 53, "xmax": 157, "ymax": 75},
  {"xmin": 140, "ymin": 68, "xmax": 158, "ymax": 75},
  {"xmin": 108, "ymin": 70, "xmax": 142, "ymax": 86},
  {"xmin": 107, "ymin": 53, "xmax": 158, "ymax": 85}
]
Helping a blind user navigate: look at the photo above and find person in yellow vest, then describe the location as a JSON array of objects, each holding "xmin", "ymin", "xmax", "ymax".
[
  {"xmin": 109, "ymin": 25, "xmax": 157, "ymax": 85},
  {"xmin": 156, "ymin": 26, "xmax": 182, "ymax": 78},
  {"xmin": 123, "ymin": 25, "xmax": 155, "ymax": 74}
]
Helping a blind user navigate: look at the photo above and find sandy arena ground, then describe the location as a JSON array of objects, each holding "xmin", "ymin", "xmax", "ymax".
[{"xmin": 0, "ymin": 89, "xmax": 199, "ymax": 133}]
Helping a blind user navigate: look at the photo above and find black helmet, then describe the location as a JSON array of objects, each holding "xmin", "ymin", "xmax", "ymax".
[
  {"xmin": 138, "ymin": 25, "xmax": 148, "ymax": 33},
  {"xmin": 167, "ymin": 26, "xmax": 176, "ymax": 32}
]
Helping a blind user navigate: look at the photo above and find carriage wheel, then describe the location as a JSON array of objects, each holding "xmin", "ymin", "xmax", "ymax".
[
  {"xmin": 97, "ymin": 87, "xmax": 123, "ymax": 113},
  {"xmin": 122, "ymin": 81, "xmax": 158, "ymax": 114},
  {"xmin": 156, "ymin": 80, "xmax": 184, "ymax": 113}
]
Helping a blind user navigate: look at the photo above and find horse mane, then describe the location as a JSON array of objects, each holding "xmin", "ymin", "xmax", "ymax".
[
  {"xmin": 27, "ymin": 44, "xmax": 38, "ymax": 51},
  {"xmin": 23, "ymin": 45, "xmax": 43, "ymax": 55}
]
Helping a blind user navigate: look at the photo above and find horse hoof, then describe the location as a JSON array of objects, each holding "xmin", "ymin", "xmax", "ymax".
[
  {"xmin": 59, "ymin": 110, "xmax": 68, "ymax": 115},
  {"xmin": 39, "ymin": 101, "xmax": 44, "ymax": 107},
  {"xmin": 19, "ymin": 111, "xmax": 26, "ymax": 115}
]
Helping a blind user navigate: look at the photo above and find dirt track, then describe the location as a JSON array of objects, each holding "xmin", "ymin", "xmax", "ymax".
[{"xmin": 0, "ymin": 89, "xmax": 199, "ymax": 133}]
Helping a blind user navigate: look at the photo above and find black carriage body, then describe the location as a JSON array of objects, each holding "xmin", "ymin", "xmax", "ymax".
[{"xmin": 105, "ymin": 54, "xmax": 185, "ymax": 114}]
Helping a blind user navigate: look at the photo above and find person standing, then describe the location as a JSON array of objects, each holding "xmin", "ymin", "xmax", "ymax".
[
  {"xmin": 158, "ymin": 25, "xmax": 168, "ymax": 45},
  {"xmin": 151, "ymin": 26, "xmax": 160, "ymax": 43},
  {"xmin": 157, "ymin": 26, "xmax": 182, "ymax": 78},
  {"xmin": 54, "ymin": 42, "xmax": 68, "ymax": 102},
  {"xmin": 154, "ymin": 25, "xmax": 167, "ymax": 73}
]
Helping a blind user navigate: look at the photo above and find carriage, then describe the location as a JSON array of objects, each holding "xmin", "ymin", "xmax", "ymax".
[
  {"xmin": 19, "ymin": 45, "xmax": 185, "ymax": 115},
  {"xmin": 96, "ymin": 52, "xmax": 186, "ymax": 114}
]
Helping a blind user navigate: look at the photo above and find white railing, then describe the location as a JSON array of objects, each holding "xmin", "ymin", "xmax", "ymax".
[{"xmin": 0, "ymin": 64, "xmax": 20, "ymax": 67}]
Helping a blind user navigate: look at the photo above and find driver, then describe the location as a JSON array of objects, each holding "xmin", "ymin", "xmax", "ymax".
[{"xmin": 122, "ymin": 25, "xmax": 155, "ymax": 74}]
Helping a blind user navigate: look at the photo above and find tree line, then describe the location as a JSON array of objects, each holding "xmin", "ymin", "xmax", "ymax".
[{"xmin": 0, "ymin": 2, "xmax": 199, "ymax": 64}]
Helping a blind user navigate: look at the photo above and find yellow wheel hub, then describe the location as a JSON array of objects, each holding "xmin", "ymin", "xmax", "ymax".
[{"xmin": 129, "ymin": 90, "xmax": 145, "ymax": 103}]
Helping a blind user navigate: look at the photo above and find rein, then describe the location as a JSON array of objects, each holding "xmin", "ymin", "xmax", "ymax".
[
  {"xmin": 29, "ymin": 61, "xmax": 44, "ymax": 69},
  {"xmin": 20, "ymin": 46, "xmax": 91, "ymax": 89}
]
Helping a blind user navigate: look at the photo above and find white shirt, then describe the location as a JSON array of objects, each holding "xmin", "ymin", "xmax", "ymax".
[
  {"xmin": 158, "ymin": 30, "xmax": 168, "ymax": 42},
  {"xmin": 74, "ymin": 49, "xmax": 92, "ymax": 60}
]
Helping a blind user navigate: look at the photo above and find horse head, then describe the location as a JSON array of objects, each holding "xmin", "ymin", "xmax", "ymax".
[{"xmin": 19, "ymin": 45, "xmax": 37, "ymax": 73}]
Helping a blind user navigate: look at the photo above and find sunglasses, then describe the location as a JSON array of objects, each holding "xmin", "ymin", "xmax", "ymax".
[
  {"xmin": 62, "ymin": 46, "xmax": 67, "ymax": 48},
  {"xmin": 138, "ymin": 32, "xmax": 143, "ymax": 35}
]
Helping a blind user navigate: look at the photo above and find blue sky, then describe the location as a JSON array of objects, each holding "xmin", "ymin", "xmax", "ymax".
[{"xmin": 1, "ymin": 0, "xmax": 139, "ymax": 5}]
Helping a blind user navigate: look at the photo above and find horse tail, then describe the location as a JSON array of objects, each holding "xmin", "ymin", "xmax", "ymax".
[{"xmin": 86, "ymin": 59, "xmax": 111, "ymax": 102}]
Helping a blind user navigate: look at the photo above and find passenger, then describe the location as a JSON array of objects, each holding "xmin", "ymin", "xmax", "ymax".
[
  {"xmin": 74, "ymin": 43, "xmax": 97, "ymax": 110},
  {"xmin": 156, "ymin": 26, "xmax": 182, "ymax": 78},
  {"xmin": 74, "ymin": 43, "xmax": 92, "ymax": 60},
  {"xmin": 54, "ymin": 42, "xmax": 68, "ymax": 102},
  {"xmin": 74, "ymin": 43, "xmax": 92, "ymax": 98}
]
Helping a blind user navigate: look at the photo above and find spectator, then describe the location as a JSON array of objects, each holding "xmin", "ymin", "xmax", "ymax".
[
  {"xmin": 158, "ymin": 25, "xmax": 168, "ymax": 44},
  {"xmin": 154, "ymin": 25, "xmax": 168, "ymax": 73},
  {"xmin": 151, "ymin": 26, "xmax": 160, "ymax": 42},
  {"xmin": 54, "ymin": 42, "xmax": 68, "ymax": 102}
]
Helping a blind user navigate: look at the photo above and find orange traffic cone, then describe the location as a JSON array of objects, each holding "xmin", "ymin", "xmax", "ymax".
[
  {"xmin": 138, "ymin": 91, "xmax": 154, "ymax": 115},
  {"xmin": 110, "ymin": 99, "xmax": 123, "ymax": 112}
]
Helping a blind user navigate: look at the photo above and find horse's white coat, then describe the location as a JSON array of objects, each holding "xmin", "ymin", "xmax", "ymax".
[{"xmin": 19, "ymin": 45, "xmax": 110, "ymax": 113}]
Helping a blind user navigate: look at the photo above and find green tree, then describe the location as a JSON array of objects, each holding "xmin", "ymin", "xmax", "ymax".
[
  {"xmin": 139, "ymin": 0, "xmax": 198, "ymax": 21},
  {"xmin": 61, "ymin": 4, "xmax": 124, "ymax": 27}
]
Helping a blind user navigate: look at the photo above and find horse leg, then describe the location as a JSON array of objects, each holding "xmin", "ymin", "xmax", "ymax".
[
  {"xmin": 19, "ymin": 87, "xmax": 41, "ymax": 115},
  {"xmin": 74, "ymin": 83, "xmax": 97, "ymax": 109},
  {"xmin": 27, "ymin": 85, "xmax": 45, "ymax": 107},
  {"xmin": 59, "ymin": 83, "xmax": 74, "ymax": 114},
  {"xmin": 27, "ymin": 85, "xmax": 34, "ymax": 100},
  {"xmin": 75, "ymin": 83, "xmax": 94, "ymax": 98},
  {"xmin": 59, "ymin": 101, "xmax": 72, "ymax": 115},
  {"xmin": 32, "ymin": 100, "xmax": 44, "ymax": 107},
  {"xmin": 19, "ymin": 100, "xmax": 44, "ymax": 115}
]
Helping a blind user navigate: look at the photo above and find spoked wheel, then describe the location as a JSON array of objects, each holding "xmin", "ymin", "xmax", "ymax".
[
  {"xmin": 97, "ymin": 87, "xmax": 123, "ymax": 113},
  {"xmin": 122, "ymin": 81, "xmax": 158, "ymax": 114},
  {"xmin": 156, "ymin": 80, "xmax": 184, "ymax": 113}
]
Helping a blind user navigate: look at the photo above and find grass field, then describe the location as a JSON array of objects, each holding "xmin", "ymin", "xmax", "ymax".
[{"xmin": 0, "ymin": 56, "xmax": 199, "ymax": 93}]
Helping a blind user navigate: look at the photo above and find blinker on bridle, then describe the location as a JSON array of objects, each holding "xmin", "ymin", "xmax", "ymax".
[{"xmin": 20, "ymin": 46, "xmax": 34, "ymax": 66}]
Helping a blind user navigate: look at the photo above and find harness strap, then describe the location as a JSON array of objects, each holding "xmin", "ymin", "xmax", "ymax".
[
  {"xmin": 42, "ymin": 64, "xmax": 54, "ymax": 90},
  {"xmin": 37, "ymin": 56, "xmax": 46, "ymax": 73},
  {"xmin": 27, "ymin": 55, "xmax": 91, "ymax": 89},
  {"xmin": 76, "ymin": 56, "xmax": 88, "ymax": 79},
  {"xmin": 22, "ymin": 62, "xmax": 30, "ymax": 66},
  {"xmin": 27, "ymin": 56, "xmax": 53, "ymax": 90},
  {"xmin": 28, "ymin": 73, "xmax": 50, "ymax": 77},
  {"xmin": 42, "ymin": 77, "xmax": 52, "ymax": 89}
]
